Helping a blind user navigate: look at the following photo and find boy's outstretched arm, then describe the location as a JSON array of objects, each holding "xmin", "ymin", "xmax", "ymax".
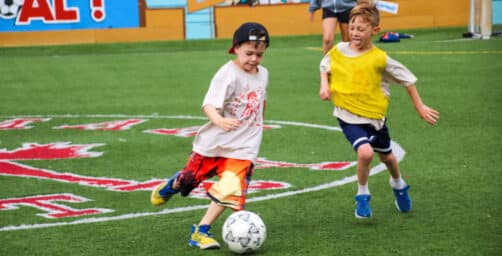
[
  {"xmin": 319, "ymin": 72, "xmax": 331, "ymax": 101},
  {"xmin": 203, "ymin": 105, "xmax": 241, "ymax": 132},
  {"xmin": 406, "ymin": 85, "xmax": 440, "ymax": 125}
]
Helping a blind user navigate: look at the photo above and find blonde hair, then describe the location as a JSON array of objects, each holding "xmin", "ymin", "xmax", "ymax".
[{"xmin": 350, "ymin": 2, "xmax": 380, "ymax": 27}]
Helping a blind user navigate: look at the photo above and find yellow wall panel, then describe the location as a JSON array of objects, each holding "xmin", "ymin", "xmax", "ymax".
[
  {"xmin": 95, "ymin": 28, "xmax": 184, "ymax": 43},
  {"xmin": 145, "ymin": 8, "xmax": 184, "ymax": 31},
  {"xmin": 0, "ymin": 30, "xmax": 95, "ymax": 47},
  {"xmin": 215, "ymin": 4, "xmax": 321, "ymax": 38},
  {"xmin": 381, "ymin": 16, "xmax": 435, "ymax": 30},
  {"xmin": 215, "ymin": 2, "xmax": 469, "ymax": 39},
  {"xmin": 0, "ymin": 1, "xmax": 470, "ymax": 47}
]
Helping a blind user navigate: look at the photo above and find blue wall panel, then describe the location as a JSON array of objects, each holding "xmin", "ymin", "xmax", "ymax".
[
  {"xmin": 494, "ymin": 0, "xmax": 502, "ymax": 24},
  {"xmin": 185, "ymin": 8, "xmax": 214, "ymax": 39},
  {"xmin": 0, "ymin": 0, "xmax": 139, "ymax": 32},
  {"xmin": 146, "ymin": 0, "xmax": 214, "ymax": 40},
  {"xmin": 147, "ymin": 0, "xmax": 186, "ymax": 8}
]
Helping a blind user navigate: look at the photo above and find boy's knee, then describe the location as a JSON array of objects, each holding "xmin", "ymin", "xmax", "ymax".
[
  {"xmin": 179, "ymin": 187, "xmax": 191, "ymax": 197},
  {"xmin": 357, "ymin": 144, "xmax": 374, "ymax": 162},
  {"xmin": 177, "ymin": 173, "xmax": 196, "ymax": 197},
  {"xmin": 379, "ymin": 152, "xmax": 396, "ymax": 164}
]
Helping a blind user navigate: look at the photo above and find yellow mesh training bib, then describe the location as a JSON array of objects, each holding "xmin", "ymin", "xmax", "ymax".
[{"xmin": 329, "ymin": 46, "xmax": 388, "ymax": 119}]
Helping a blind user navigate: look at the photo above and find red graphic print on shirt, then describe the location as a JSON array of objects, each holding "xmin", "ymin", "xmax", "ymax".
[{"xmin": 230, "ymin": 85, "xmax": 265, "ymax": 126}]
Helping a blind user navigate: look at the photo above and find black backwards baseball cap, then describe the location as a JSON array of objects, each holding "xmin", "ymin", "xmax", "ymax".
[{"xmin": 228, "ymin": 22, "xmax": 270, "ymax": 54}]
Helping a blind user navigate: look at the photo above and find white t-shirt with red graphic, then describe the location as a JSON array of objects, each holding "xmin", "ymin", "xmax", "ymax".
[{"xmin": 193, "ymin": 60, "xmax": 268, "ymax": 162}]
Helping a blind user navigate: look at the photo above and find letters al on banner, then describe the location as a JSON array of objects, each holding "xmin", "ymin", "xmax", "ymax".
[{"xmin": 0, "ymin": 0, "xmax": 139, "ymax": 32}]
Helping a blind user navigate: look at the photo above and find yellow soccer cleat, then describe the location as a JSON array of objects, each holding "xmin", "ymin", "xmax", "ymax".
[
  {"xmin": 188, "ymin": 225, "xmax": 220, "ymax": 250},
  {"xmin": 150, "ymin": 171, "xmax": 180, "ymax": 206},
  {"xmin": 150, "ymin": 181, "xmax": 168, "ymax": 205}
]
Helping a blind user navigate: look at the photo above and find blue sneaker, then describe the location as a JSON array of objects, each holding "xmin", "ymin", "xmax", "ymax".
[
  {"xmin": 392, "ymin": 185, "xmax": 411, "ymax": 212},
  {"xmin": 150, "ymin": 171, "xmax": 180, "ymax": 206},
  {"xmin": 354, "ymin": 194, "xmax": 372, "ymax": 219}
]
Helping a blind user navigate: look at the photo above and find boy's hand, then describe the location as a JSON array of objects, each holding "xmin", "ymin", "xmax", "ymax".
[
  {"xmin": 417, "ymin": 104, "xmax": 440, "ymax": 125},
  {"xmin": 203, "ymin": 105, "xmax": 242, "ymax": 132},
  {"xmin": 319, "ymin": 86, "xmax": 331, "ymax": 100},
  {"xmin": 406, "ymin": 85, "xmax": 439, "ymax": 125},
  {"xmin": 213, "ymin": 117, "xmax": 242, "ymax": 132}
]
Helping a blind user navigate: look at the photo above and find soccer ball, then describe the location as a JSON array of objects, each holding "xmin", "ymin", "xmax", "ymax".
[
  {"xmin": 222, "ymin": 210, "xmax": 266, "ymax": 254},
  {"xmin": 0, "ymin": 0, "xmax": 23, "ymax": 19}
]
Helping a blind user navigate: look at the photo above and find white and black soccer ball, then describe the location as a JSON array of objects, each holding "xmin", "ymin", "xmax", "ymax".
[
  {"xmin": 0, "ymin": 0, "xmax": 23, "ymax": 19},
  {"xmin": 222, "ymin": 210, "xmax": 266, "ymax": 254}
]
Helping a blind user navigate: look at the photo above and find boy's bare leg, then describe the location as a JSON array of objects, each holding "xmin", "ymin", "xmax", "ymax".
[
  {"xmin": 356, "ymin": 144, "xmax": 374, "ymax": 187},
  {"xmin": 354, "ymin": 144, "xmax": 374, "ymax": 218},
  {"xmin": 199, "ymin": 201, "xmax": 226, "ymax": 226},
  {"xmin": 172, "ymin": 179, "xmax": 180, "ymax": 190},
  {"xmin": 378, "ymin": 152, "xmax": 400, "ymax": 179},
  {"xmin": 379, "ymin": 152, "xmax": 411, "ymax": 212}
]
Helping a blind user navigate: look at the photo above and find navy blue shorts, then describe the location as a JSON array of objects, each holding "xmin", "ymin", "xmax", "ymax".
[
  {"xmin": 322, "ymin": 8, "xmax": 352, "ymax": 23},
  {"xmin": 337, "ymin": 118, "xmax": 392, "ymax": 154}
]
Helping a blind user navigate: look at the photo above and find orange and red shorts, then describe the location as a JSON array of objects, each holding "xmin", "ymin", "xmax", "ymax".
[{"xmin": 177, "ymin": 152, "xmax": 253, "ymax": 210}]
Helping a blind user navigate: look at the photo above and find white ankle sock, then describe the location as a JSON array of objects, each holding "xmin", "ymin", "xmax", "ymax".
[
  {"xmin": 357, "ymin": 184, "xmax": 370, "ymax": 195},
  {"xmin": 390, "ymin": 176, "xmax": 407, "ymax": 190}
]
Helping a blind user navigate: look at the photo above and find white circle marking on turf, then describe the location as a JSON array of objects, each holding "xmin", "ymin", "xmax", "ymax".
[{"xmin": 0, "ymin": 114, "xmax": 405, "ymax": 232}]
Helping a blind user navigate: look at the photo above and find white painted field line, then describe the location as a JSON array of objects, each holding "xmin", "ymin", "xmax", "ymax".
[
  {"xmin": 0, "ymin": 114, "xmax": 208, "ymax": 121},
  {"xmin": 0, "ymin": 115, "xmax": 404, "ymax": 232}
]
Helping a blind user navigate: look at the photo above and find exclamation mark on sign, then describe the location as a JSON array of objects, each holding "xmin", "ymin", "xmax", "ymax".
[{"xmin": 91, "ymin": 0, "xmax": 105, "ymax": 22}]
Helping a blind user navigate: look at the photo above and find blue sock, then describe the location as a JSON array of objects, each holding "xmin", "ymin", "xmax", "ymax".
[
  {"xmin": 159, "ymin": 183, "xmax": 177, "ymax": 196},
  {"xmin": 159, "ymin": 172, "xmax": 180, "ymax": 196},
  {"xmin": 198, "ymin": 225, "xmax": 211, "ymax": 235}
]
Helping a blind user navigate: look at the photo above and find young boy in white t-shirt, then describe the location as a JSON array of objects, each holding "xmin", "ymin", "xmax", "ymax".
[{"xmin": 151, "ymin": 22, "xmax": 270, "ymax": 250}]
